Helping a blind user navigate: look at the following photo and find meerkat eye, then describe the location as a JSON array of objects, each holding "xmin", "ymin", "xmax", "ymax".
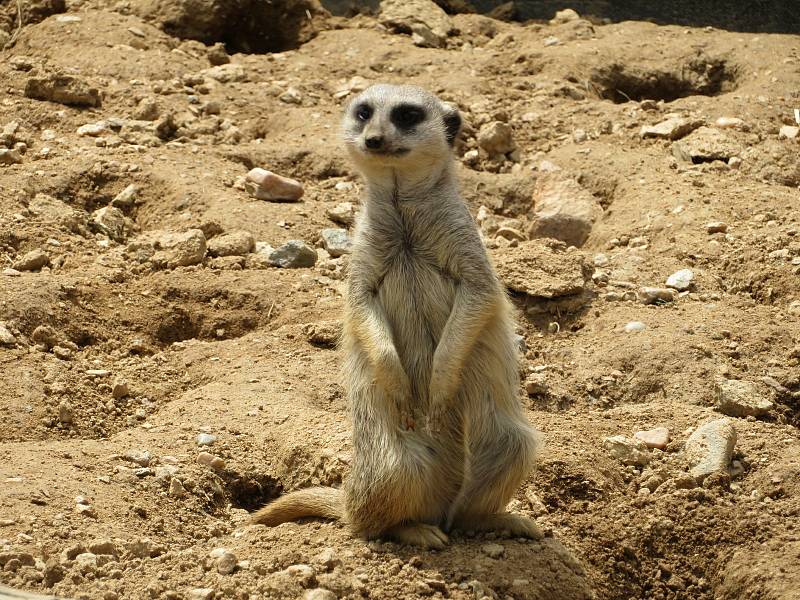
[
  {"xmin": 391, "ymin": 104, "xmax": 426, "ymax": 129},
  {"xmin": 355, "ymin": 104, "xmax": 373, "ymax": 122}
]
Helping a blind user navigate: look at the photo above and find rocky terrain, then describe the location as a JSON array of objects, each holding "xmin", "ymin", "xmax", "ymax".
[{"xmin": 1, "ymin": 1, "xmax": 799, "ymax": 599}]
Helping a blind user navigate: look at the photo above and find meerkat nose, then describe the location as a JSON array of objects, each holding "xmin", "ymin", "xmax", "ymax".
[{"xmin": 365, "ymin": 136, "xmax": 385, "ymax": 150}]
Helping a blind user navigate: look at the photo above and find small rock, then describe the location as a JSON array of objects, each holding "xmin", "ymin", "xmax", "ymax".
[
  {"xmin": 196, "ymin": 433, "xmax": 216, "ymax": 446},
  {"xmin": 326, "ymin": 202, "xmax": 356, "ymax": 226},
  {"xmin": 706, "ymin": 221, "xmax": 728, "ymax": 234},
  {"xmin": 624, "ymin": 321, "xmax": 647, "ymax": 333},
  {"xmin": 524, "ymin": 373, "xmax": 548, "ymax": 396},
  {"xmin": 77, "ymin": 122, "xmax": 110, "ymax": 137},
  {"xmin": 640, "ymin": 117, "xmax": 703, "ymax": 140},
  {"xmin": 91, "ymin": 206, "xmax": 127, "ymax": 241},
  {"xmin": 286, "ymin": 564, "xmax": 316, "ymax": 586},
  {"xmin": 481, "ymin": 543, "xmax": 505, "ymax": 558},
  {"xmin": 196, "ymin": 452, "xmax": 225, "ymax": 470},
  {"xmin": 715, "ymin": 379, "xmax": 774, "ymax": 418},
  {"xmin": 634, "ymin": 427, "xmax": 669, "ymax": 450},
  {"xmin": 2, "ymin": 268, "xmax": 21, "ymax": 277},
  {"xmin": 268, "ymin": 240, "xmax": 318, "ymax": 269},
  {"xmin": 320, "ymin": 228, "xmax": 352, "ymax": 257},
  {"xmin": 75, "ymin": 503, "xmax": 97, "ymax": 518},
  {"xmin": 133, "ymin": 98, "xmax": 159, "ymax": 121},
  {"xmin": 189, "ymin": 589, "xmax": 215, "ymax": 600},
  {"xmin": 207, "ymin": 42, "xmax": 230, "ymax": 66},
  {"xmin": 111, "ymin": 184, "xmax": 139, "ymax": 209},
  {"xmin": 126, "ymin": 538, "xmax": 164, "ymax": 559},
  {"xmin": 112, "ymin": 380, "xmax": 130, "ymax": 399},
  {"xmin": 666, "ymin": 269, "xmax": 694, "ymax": 291},
  {"xmin": 279, "ymin": 87, "xmax": 303, "ymax": 104},
  {"xmin": 169, "ymin": 478, "xmax": 187, "ymax": 498},
  {"xmin": 0, "ymin": 323, "xmax": 16, "ymax": 346},
  {"xmin": 202, "ymin": 63, "xmax": 246, "ymax": 83},
  {"xmin": 151, "ymin": 229, "xmax": 207, "ymax": 269},
  {"xmin": 714, "ymin": 117, "xmax": 744, "ymax": 129},
  {"xmin": 57, "ymin": 401, "xmax": 74, "ymax": 424},
  {"xmin": 25, "ymin": 72, "xmax": 101, "ymax": 107},
  {"xmin": 207, "ymin": 230, "xmax": 255, "ymax": 257},
  {"xmin": 312, "ymin": 548, "xmax": 340, "ymax": 572},
  {"xmin": 603, "ymin": 435, "xmax": 650, "ymax": 466},
  {"xmin": 638, "ymin": 287, "xmax": 677, "ymax": 304},
  {"xmin": 0, "ymin": 148, "xmax": 23, "ymax": 165},
  {"xmin": 685, "ymin": 418, "xmax": 737, "ymax": 482},
  {"xmin": 550, "ymin": 8, "xmax": 580, "ymax": 23},
  {"xmin": 88, "ymin": 539, "xmax": 118, "ymax": 556},
  {"xmin": 477, "ymin": 121, "xmax": 515, "ymax": 157},
  {"xmin": 211, "ymin": 549, "xmax": 237, "ymax": 575},
  {"xmin": 671, "ymin": 126, "xmax": 741, "ymax": 163},
  {"xmin": 779, "ymin": 125, "xmax": 799, "ymax": 140},
  {"xmin": 379, "ymin": 0, "xmax": 452, "ymax": 48},
  {"xmin": 32, "ymin": 325, "xmax": 59, "ymax": 348},
  {"xmin": 303, "ymin": 590, "xmax": 336, "ymax": 600},
  {"xmin": 543, "ymin": 35, "xmax": 560, "ymax": 47},
  {"xmin": 125, "ymin": 450, "xmax": 151, "ymax": 467},
  {"xmin": 12, "ymin": 248, "xmax": 49, "ymax": 271},
  {"xmin": 493, "ymin": 241, "xmax": 588, "ymax": 298},
  {"xmin": 572, "ymin": 129, "xmax": 587, "ymax": 143},
  {"xmin": 245, "ymin": 168, "xmax": 304, "ymax": 202},
  {"xmin": 74, "ymin": 552, "xmax": 98, "ymax": 573}
]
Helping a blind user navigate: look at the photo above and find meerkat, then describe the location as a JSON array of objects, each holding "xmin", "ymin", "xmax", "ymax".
[{"xmin": 252, "ymin": 84, "xmax": 542, "ymax": 549}]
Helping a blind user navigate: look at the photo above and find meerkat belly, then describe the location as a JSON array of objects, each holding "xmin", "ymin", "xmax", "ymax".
[{"xmin": 377, "ymin": 254, "xmax": 456, "ymax": 399}]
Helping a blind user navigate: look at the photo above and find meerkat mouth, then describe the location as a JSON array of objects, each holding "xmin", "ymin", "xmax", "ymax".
[{"xmin": 364, "ymin": 147, "xmax": 410, "ymax": 157}]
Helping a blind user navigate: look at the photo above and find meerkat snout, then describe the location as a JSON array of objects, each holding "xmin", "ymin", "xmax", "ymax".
[{"xmin": 342, "ymin": 84, "xmax": 462, "ymax": 169}]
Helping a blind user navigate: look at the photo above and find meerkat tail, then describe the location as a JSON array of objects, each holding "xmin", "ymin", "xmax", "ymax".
[{"xmin": 251, "ymin": 487, "xmax": 343, "ymax": 526}]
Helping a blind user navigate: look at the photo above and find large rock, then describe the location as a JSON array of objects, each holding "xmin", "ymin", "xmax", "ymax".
[
  {"xmin": 492, "ymin": 241, "xmax": 588, "ymax": 298},
  {"xmin": 528, "ymin": 173, "xmax": 601, "ymax": 247},
  {"xmin": 12, "ymin": 248, "xmax": 50, "ymax": 271},
  {"xmin": 268, "ymin": 240, "xmax": 317, "ymax": 268},
  {"xmin": 151, "ymin": 229, "xmax": 207, "ymax": 269},
  {"xmin": 379, "ymin": 0, "xmax": 453, "ymax": 48},
  {"xmin": 25, "ymin": 72, "xmax": 101, "ymax": 107},
  {"xmin": 207, "ymin": 230, "xmax": 255, "ymax": 257},
  {"xmin": 684, "ymin": 418, "xmax": 736, "ymax": 482},
  {"xmin": 714, "ymin": 379, "xmax": 774, "ymax": 418},
  {"xmin": 477, "ymin": 121, "xmax": 515, "ymax": 157},
  {"xmin": 671, "ymin": 126, "xmax": 742, "ymax": 162},
  {"xmin": 640, "ymin": 116, "xmax": 703, "ymax": 140},
  {"xmin": 91, "ymin": 206, "xmax": 127, "ymax": 241}
]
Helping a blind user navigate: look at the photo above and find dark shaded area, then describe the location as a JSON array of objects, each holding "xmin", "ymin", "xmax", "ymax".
[
  {"xmin": 320, "ymin": 0, "xmax": 800, "ymax": 33},
  {"xmin": 590, "ymin": 56, "xmax": 738, "ymax": 103}
]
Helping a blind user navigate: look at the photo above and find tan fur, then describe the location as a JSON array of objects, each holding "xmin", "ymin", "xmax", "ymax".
[{"xmin": 253, "ymin": 84, "xmax": 542, "ymax": 548}]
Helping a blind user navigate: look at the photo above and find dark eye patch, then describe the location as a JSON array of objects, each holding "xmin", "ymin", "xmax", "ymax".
[
  {"xmin": 355, "ymin": 103, "xmax": 373, "ymax": 122},
  {"xmin": 390, "ymin": 104, "xmax": 426, "ymax": 130}
]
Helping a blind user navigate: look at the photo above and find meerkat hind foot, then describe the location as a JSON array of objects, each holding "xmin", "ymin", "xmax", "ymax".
[
  {"xmin": 458, "ymin": 513, "xmax": 544, "ymax": 540},
  {"xmin": 385, "ymin": 523, "xmax": 449, "ymax": 549}
]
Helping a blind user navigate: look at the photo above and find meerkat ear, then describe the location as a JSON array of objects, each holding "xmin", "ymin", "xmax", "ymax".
[{"xmin": 441, "ymin": 104, "xmax": 462, "ymax": 146}]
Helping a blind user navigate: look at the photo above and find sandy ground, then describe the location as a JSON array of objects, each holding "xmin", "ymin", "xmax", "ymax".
[{"xmin": 1, "ymin": 1, "xmax": 800, "ymax": 599}]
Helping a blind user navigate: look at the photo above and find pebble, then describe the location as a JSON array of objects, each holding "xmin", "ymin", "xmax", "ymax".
[
  {"xmin": 480, "ymin": 543, "xmax": 505, "ymax": 558},
  {"xmin": 112, "ymin": 380, "xmax": 130, "ymax": 399},
  {"xmin": 86, "ymin": 369, "xmax": 111, "ymax": 377},
  {"xmin": 210, "ymin": 548, "xmax": 238, "ymax": 575},
  {"xmin": 196, "ymin": 433, "xmax": 216, "ymax": 446},
  {"xmin": 207, "ymin": 230, "xmax": 255, "ymax": 257},
  {"xmin": 169, "ymin": 478, "xmax": 187, "ymax": 498},
  {"xmin": 634, "ymin": 427, "xmax": 670, "ymax": 450},
  {"xmin": 715, "ymin": 379, "xmax": 774, "ymax": 418},
  {"xmin": 207, "ymin": 42, "xmax": 230, "ymax": 66},
  {"xmin": 477, "ymin": 121, "xmax": 515, "ymax": 157},
  {"xmin": 189, "ymin": 589, "xmax": 215, "ymax": 600},
  {"xmin": 779, "ymin": 125, "xmax": 799, "ymax": 140},
  {"xmin": 685, "ymin": 418, "xmax": 736, "ymax": 482},
  {"xmin": 638, "ymin": 287, "xmax": 677, "ymax": 304},
  {"xmin": 245, "ymin": 168, "xmax": 304, "ymax": 202},
  {"xmin": 268, "ymin": 240, "xmax": 318, "ymax": 268},
  {"xmin": 196, "ymin": 452, "xmax": 225, "ymax": 470},
  {"xmin": 75, "ymin": 503, "xmax": 97, "ymax": 518},
  {"xmin": 111, "ymin": 184, "xmax": 138, "ymax": 209},
  {"xmin": 624, "ymin": 321, "xmax": 647, "ymax": 333},
  {"xmin": 12, "ymin": 248, "xmax": 50, "ymax": 271},
  {"xmin": 320, "ymin": 228, "xmax": 352, "ymax": 257},
  {"xmin": 0, "ymin": 323, "xmax": 16, "ymax": 346},
  {"xmin": 603, "ymin": 435, "xmax": 650, "ymax": 466},
  {"xmin": 715, "ymin": 117, "xmax": 744, "ymax": 129},
  {"xmin": 126, "ymin": 538, "xmax": 164, "ymax": 559},
  {"xmin": 572, "ymin": 129, "xmax": 587, "ymax": 143},
  {"xmin": 77, "ymin": 122, "xmax": 110, "ymax": 137},
  {"xmin": 2, "ymin": 268, "xmax": 21, "ymax": 276},
  {"xmin": 286, "ymin": 564, "xmax": 316, "ymax": 586},
  {"xmin": 524, "ymin": 373, "xmax": 548, "ymax": 395},
  {"xmin": 706, "ymin": 221, "xmax": 728, "ymax": 234},
  {"xmin": 665, "ymin": 269, "xmax": 694, "ymax": 291},
  {"xmin": 326, "ymin": 202, "xmax": 356, "ymax": 226},
  {"xmin": 0, "ymin": 148, "xmax": 23, "ymax": 164},
  {"xmin": 543, "ymin": 35, "xmax": 560, "ymax": 46},
  {"xmin": 313, "ymin": 548, "xmax": 340, "ymax": 571},
  {"xmin": 124, "ymin": 450, "xmax": 151, "ymax": 467},
  {"xmin": 279, "ymin": 87, "xmax": 303, "ymax": 104},
  {"xmin": 640, "ymin": 117, "xmax": 702, "ymax": 141},
  {"xmin": 303, "ymin": 590, "xmax": 336, "ymax": 600},
  {"xmin": 57, "ymin": 401, "xmax": 74, "ymax": 424}
]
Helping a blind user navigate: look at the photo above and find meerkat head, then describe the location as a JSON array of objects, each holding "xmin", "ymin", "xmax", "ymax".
[{"xmin": 342, "ymin": 84, "xmax": 462, "ymax": 173}]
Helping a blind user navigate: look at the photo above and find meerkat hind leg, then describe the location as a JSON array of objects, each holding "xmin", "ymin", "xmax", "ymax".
[
  {"xmin": 454, "ymin": 512, "xmax": 543, "ymax": 540},
  {"xmin": 384, "ymin": 522, "xmax": 449, "ymax": 549}
]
